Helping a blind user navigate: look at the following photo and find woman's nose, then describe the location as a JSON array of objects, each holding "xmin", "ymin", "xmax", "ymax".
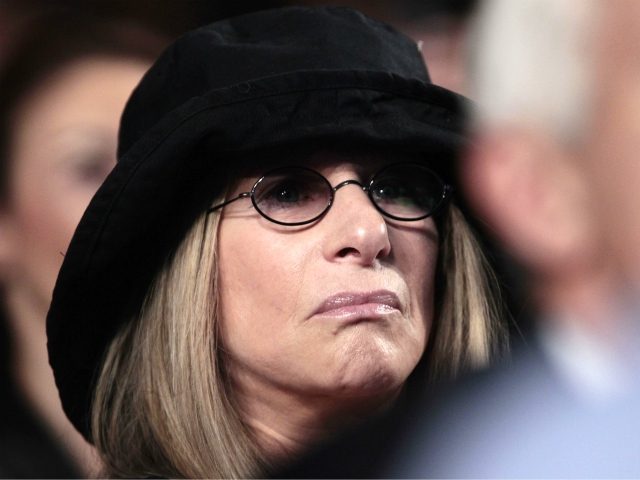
[{"xmin": 321, "ymin": 183, "xmax": 392, "ymax": 265}]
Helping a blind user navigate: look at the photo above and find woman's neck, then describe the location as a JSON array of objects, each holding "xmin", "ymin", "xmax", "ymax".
[{"xmin": 230, "ymin": 366, "xmax": 400, "ymax": 464}]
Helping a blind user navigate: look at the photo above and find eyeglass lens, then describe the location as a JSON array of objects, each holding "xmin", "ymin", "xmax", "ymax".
[
  {"xmin": 369, "ymin": 163, "xmax": 446, "ymax": 220},
  {"xmin": 252, "ymin": 168, "xmax": 332, "ymax": 225},
  {"xmin": 251, "ymin": 164, "xmax": 447, "ymax": 225}
]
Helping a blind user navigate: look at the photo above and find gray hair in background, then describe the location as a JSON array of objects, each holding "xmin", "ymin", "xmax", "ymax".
[{"xmin": 468, "ymin": 0, "xmax": 598, "ymax": 144}]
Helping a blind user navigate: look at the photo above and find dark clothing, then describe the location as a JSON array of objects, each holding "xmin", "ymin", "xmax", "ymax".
[
  {"xmin": 0, "ymin": 309, "xmax": 79, "ymax": 478},
  {"xmin": 277, "ymin": 385, "xmax": 428, "ymax": 478},
  {"xmin": 0, "ymin": 375, "xmax": 80, "ymax": 478}
]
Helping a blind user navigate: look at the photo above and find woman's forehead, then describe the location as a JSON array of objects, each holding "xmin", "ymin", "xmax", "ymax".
[{"xmin": 233, "ymin": 148, "xmax": 428, "ymax": 178}]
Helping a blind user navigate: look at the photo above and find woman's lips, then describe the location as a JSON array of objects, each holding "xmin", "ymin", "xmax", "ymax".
[{"xmin": 313, "ymin": 290, "xmax": 402, "ymax": 320}]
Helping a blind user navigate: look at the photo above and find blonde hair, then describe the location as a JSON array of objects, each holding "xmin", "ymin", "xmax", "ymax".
[{"xmin": 92, "ymin": 201, "xmax": 507, "ymax": 478}]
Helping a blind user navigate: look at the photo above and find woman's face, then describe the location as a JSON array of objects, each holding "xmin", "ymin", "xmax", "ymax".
[
  {"xmin": 218, "ymin": 152, "xmax": 440, "ymax": 407},
  {"xmin": 1, "ymin": 56, "xmax": 149, "ymax": 317}
]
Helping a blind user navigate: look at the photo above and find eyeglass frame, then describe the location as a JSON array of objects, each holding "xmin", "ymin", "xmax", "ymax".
[{"xmin": 207, "ymin": 162, "xmax": 453, "ymax": 226}]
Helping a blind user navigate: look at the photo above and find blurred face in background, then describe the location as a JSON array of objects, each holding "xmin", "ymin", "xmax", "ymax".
[
  {"xmin": 584, "ymin": 0, "xmax": 640, "ymax": 289},
  {"xmin": 1, "ymin": 56, "xmax": 148, "ymax": 318}
]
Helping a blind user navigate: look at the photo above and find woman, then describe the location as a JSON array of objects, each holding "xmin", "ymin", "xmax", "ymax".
[
  {"xmin": 46, "ymin": 6, "xmax": 506, "ymax": 478},
  {"xmin": 0, "ymin": 12, "xmax": 162, "ymax": 477}
]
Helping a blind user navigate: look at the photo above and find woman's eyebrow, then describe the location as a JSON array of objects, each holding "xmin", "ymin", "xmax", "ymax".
[{"xmin": 230, "ymin": 150, "xmax": 426, "ymax": 182}]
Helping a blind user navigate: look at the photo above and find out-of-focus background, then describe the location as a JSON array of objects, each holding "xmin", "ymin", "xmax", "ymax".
[{"xmin": 0, "ymin": 0, "xmax": 478, "ymax": 95}]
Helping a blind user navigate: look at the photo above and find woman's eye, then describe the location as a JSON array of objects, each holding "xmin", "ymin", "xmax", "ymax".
[
  {"xmin": 61, "ymin": 150, "xmax": 114, "ymax": 185},
  {"xmin": 374, "ymin": 182, "xmax": 415, "ymax": 203},
  {"xmin": 255, "ymin": 172, "xmax": 328, "ymax": 215},
  {"xmin": 75, "ymin": 158, "xmax": 112, "ymax": 183},
  {"xmin": 258, "ymin": 181, "xmax": 308, "ymax": 209},
  {"xmin": 374, "ymin": 182, "xmax": 428, "ymax": 209},
  {"xmin": 271, "ymin": 183, "xmax": 301, "ymax": 203},
  {"xmin": 375, "ymin": 183, "xmax": 404, "ymax": 200}
]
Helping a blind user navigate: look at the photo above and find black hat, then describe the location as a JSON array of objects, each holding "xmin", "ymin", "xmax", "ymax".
[{"xmin": 47, "ymin": 5, "xmax": 468, "ymax": 440}]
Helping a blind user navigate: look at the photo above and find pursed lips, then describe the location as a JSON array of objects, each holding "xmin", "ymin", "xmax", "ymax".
[{"xmin": 312, "ymin": 290, "xmax": 402, "ymax": 320}]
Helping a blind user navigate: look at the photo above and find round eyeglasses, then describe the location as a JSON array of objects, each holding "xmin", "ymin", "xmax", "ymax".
[{"xmin": 207, "ymin": 162, "xmax": 452, "ymax": 226}]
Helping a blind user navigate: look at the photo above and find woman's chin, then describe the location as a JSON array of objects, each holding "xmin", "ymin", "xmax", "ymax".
[
  {"xmin": 323, "ymin": 331, "xmax": 421, "ymax": 398},
  {"xmin": 326, "ymin": 350, "xmax": 415, "ymax": 401}
]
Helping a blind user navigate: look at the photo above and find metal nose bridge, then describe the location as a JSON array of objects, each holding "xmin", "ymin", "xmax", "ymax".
[
  {"xmin": 332, "ymin": 179, "xmax": 368, "ymax": 193},
  {"xmin": 330, "ymin": 179, "xmax": 378, "ymax": 213}
]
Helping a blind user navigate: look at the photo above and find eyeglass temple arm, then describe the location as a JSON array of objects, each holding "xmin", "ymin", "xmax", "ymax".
[{"xmin": 207, "ymin": 192, "xmax": 251, "ymax": 213}]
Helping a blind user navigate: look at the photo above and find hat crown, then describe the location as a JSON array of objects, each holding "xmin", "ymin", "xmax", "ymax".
[{"xmin": 118, "ymin": 6, "xmax": 429, "ymax": 157}]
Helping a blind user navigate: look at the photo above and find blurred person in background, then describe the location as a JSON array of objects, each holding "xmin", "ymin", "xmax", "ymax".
[
  {"xmin": 7, "ymin": 0, "xmax": 478, "ymax": 97},
  {"xmin": 0, "ymin": 0, "xmax": 289, "ymax": 47},
  {"xmin": 377, "ymin": 0, "xmax": 640, "ymax": 476},
  {"xmin": 0, "ymin": 11, "xmax": 162, "ymax": 477}
]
